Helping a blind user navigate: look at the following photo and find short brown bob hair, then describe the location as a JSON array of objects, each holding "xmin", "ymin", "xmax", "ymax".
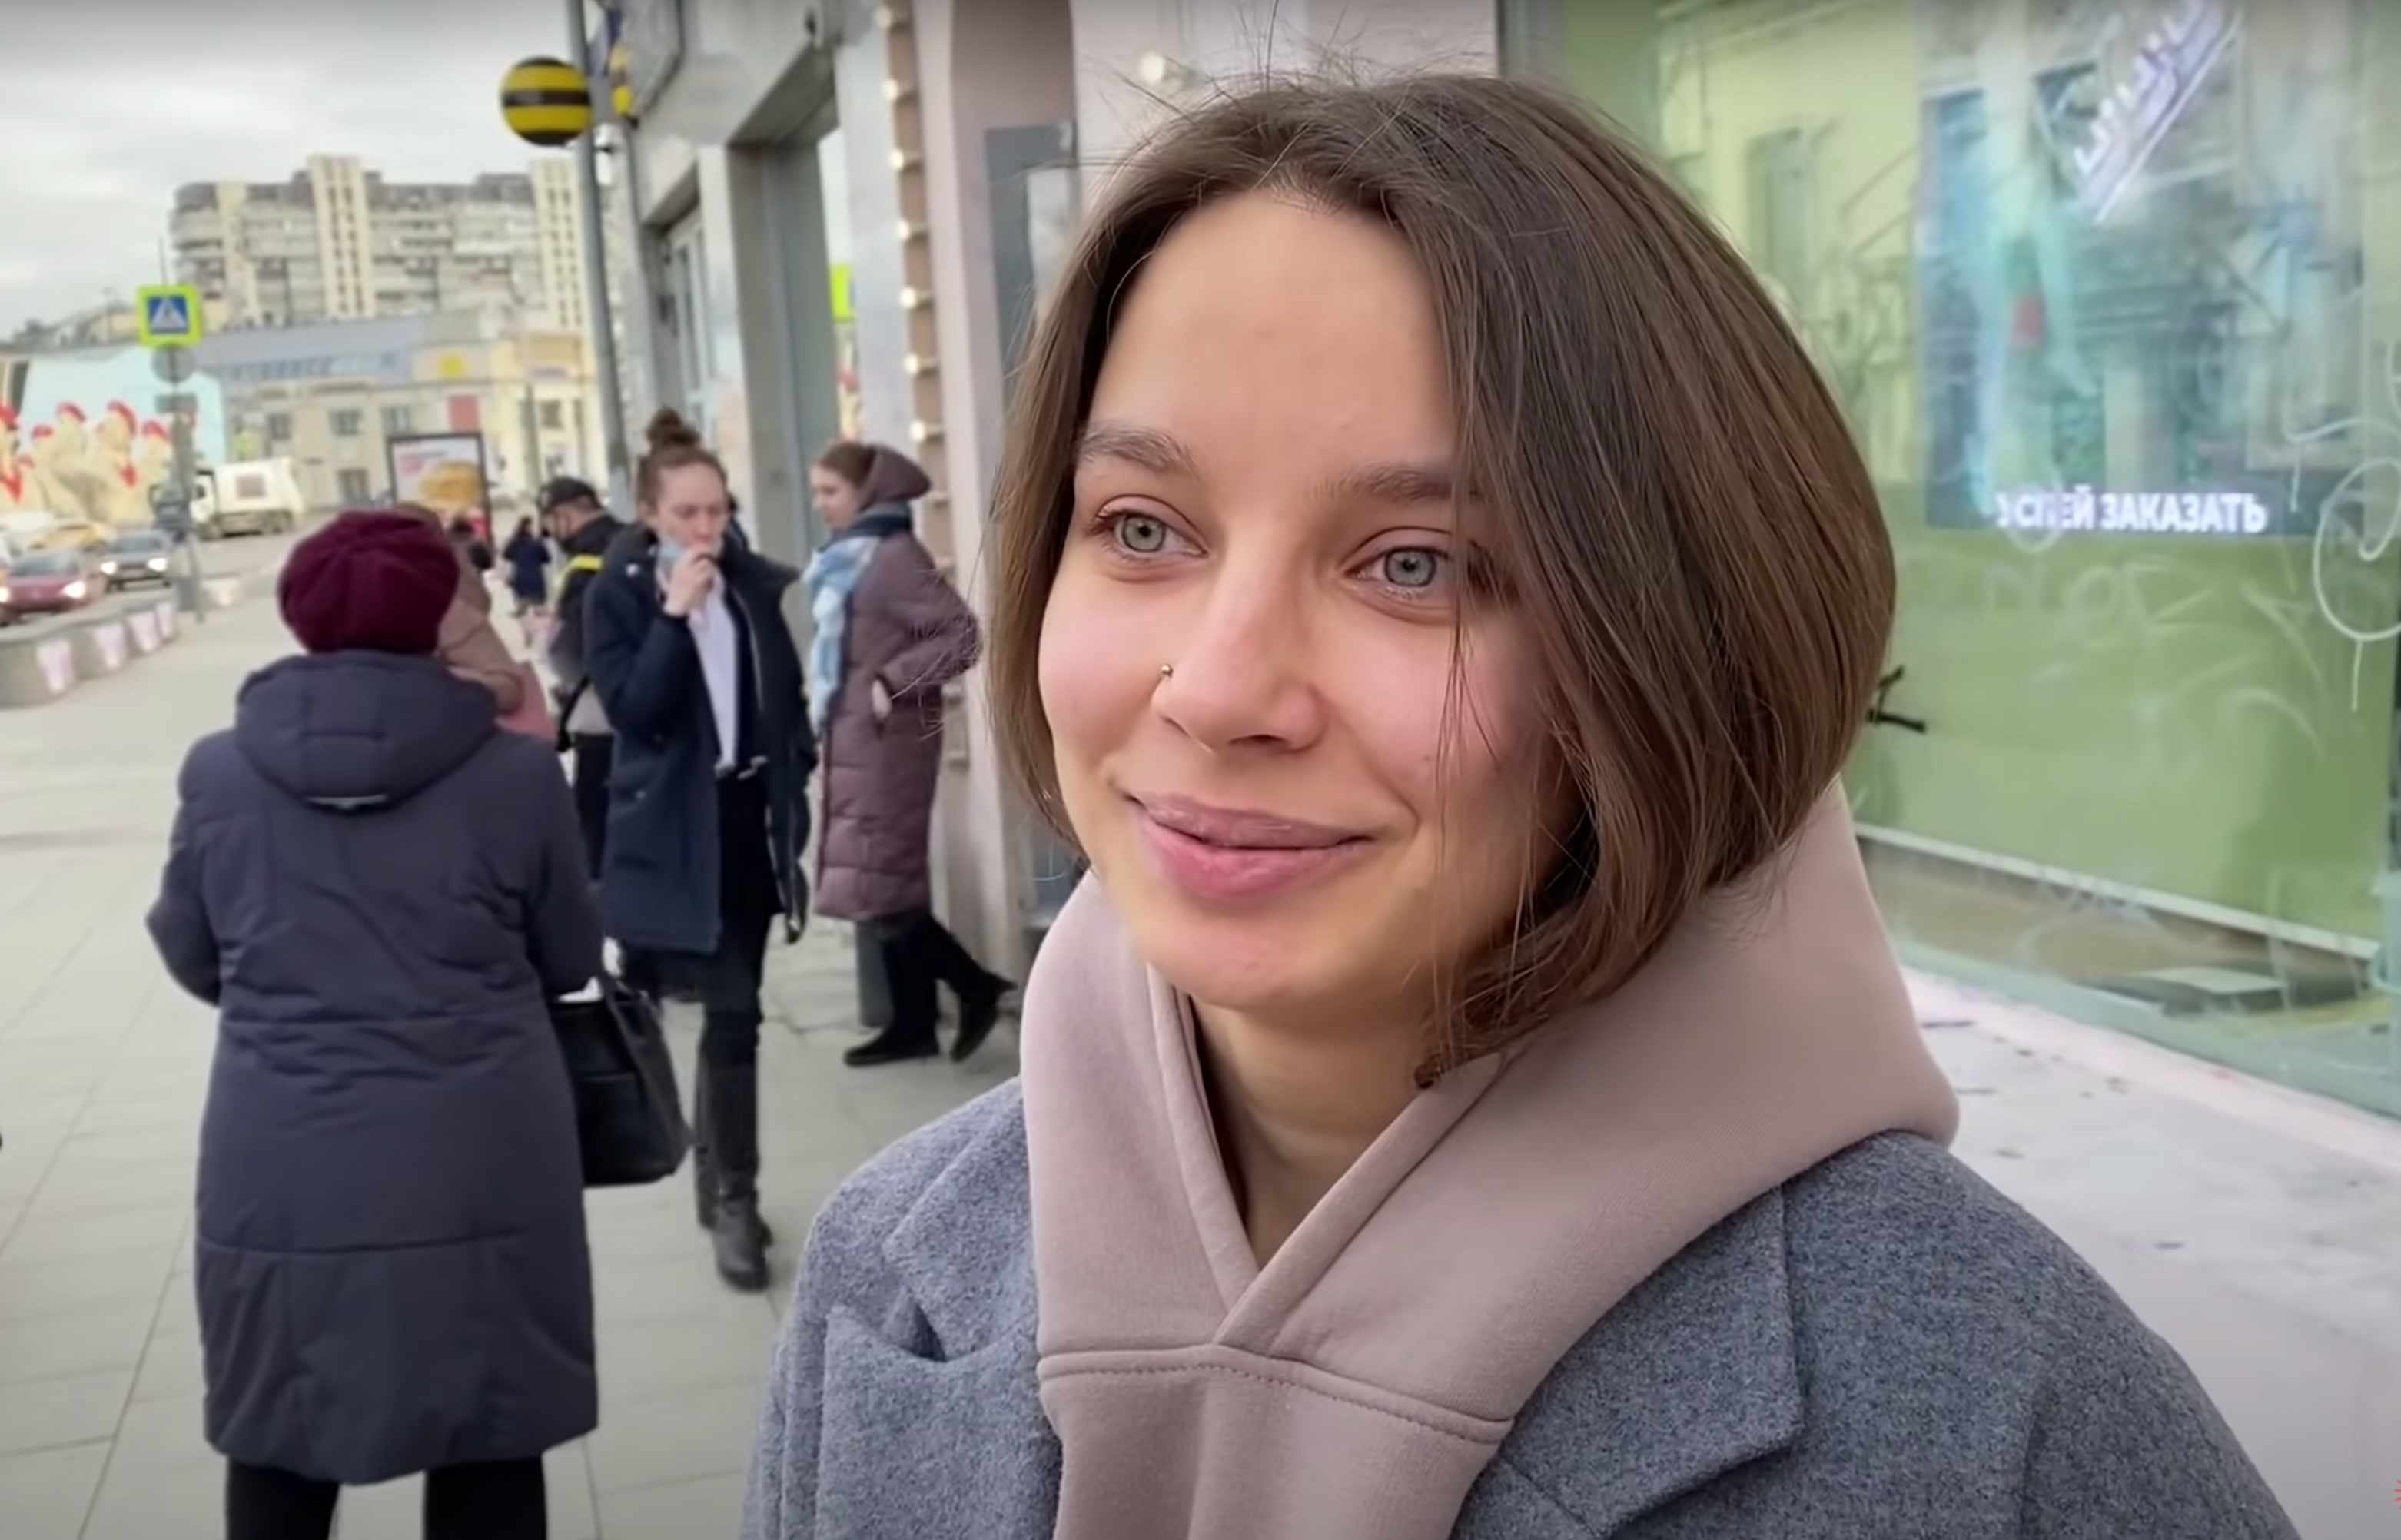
[{"xmin": 985, "ymin": 74, "xmax": 1894, "ymax": 1077}]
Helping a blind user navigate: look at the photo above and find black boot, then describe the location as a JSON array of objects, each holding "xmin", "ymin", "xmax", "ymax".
[
  {"xmin": 950, "ymin": 973, "xmax": 1016, "ymax": 1064},
  {"xmin": 703, "ymin": 1063, "xmax": 770, "ymax": 1293},
  {"xmin": 843, "ymin": 921, "xmax": 941, "ymax": 1068},
  {"xmin": 912, "ymin": 915, "xmax": 1014, "ymax": 1064}
]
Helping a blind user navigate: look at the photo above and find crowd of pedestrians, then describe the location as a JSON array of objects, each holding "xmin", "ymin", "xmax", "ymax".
[{"xmin": 138, "ymin": 69, "xmax": 2303, "ymax": 1540}]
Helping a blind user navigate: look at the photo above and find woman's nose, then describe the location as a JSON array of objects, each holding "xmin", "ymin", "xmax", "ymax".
[{"xmin": 1151, "ymin": 592, "xmax": 1327, "ymax": 754}]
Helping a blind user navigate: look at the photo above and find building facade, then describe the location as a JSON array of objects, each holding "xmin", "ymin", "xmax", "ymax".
[
  {"xmin": 170, "ymin": 155, "xmax": 594, "ymax": 332},
  {"xmin": 189, "ymin": 314, "xmax": 604, "ymax": 512},
  {"xmin": 606, "ymin": 0, "xmax": 2401, "ymax": 1120}
]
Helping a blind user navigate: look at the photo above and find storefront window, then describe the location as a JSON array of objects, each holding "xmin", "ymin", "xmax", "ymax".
[{"xmin": 1532, "ymin": 0, "xmax": 2401, "ymax": 1117}]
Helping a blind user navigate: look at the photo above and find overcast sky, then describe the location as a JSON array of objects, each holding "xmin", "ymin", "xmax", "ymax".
[{"xmin": 0, "ymin": 0, "xmax": 573, "ymax": 333}]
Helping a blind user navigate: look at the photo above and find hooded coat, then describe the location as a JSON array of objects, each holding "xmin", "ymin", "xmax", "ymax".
[
  {"xmin": 812, "ymin": 450, "xmax": 981, "ymax": 922},
  {"xmin": 146, "ymin": 652, "xmax": 603, "ymax": 1485}
]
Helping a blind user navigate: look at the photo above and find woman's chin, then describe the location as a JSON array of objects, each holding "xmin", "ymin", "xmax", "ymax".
[{"xmin": 1124, "ymin": 907, "xmax": 1358, "ymax": 1024}]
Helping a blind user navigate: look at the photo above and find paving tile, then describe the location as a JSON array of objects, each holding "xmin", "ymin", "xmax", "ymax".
[
  {"xmin": 78, "ymin": 1448, "xmax": 224, "ymax": 1540},
  {"xmin": 128, "ymin": 1323, "xmax": 204, "ymax": 1405},
  {"xmin": 102, "ymin": 1392, "xmax": 214, "ymax": 1477},
  {"xmin": 0, "ymin": 1366, "xmax": 131, "ymax": 1457},
  {"xmin": 0, "ymin": 1440, "xmax": 108, "ymax": 1540},
  {"xmin": 0, "ymin": 1203, "xmax": 186, "ymax": 1270},
  {"xmin": 0, "ymin": 1242, "xmax": 177, "ymax": 1325},
  {"xmin": 592, "ymin": 1252, "xmax": 781, "ymax": 1333},
  {"xmin": 598, "ymin": 1307, "xmax": 777, "ymax": 1417},
  {"xmin": 597, "ymin": 1470, "xmax": 746, "ymax": 1538},
  {"xmin": 583, "ymin": 1375, "xmax": 765, "ymax": 1495},
  {"xmin": 0, "ymin": 1302, "xmax": 158, "ymax": 1386}
]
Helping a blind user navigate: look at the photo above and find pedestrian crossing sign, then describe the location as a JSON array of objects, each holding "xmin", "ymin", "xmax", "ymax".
[{"xmin": 136, "ymin": 284, "xmax": 203, "ymax": 347}]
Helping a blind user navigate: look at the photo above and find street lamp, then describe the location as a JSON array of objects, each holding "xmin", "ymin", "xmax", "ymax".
[{"xmin": 497, "ymin": 28, "xmax": 632, "ymax": 512}]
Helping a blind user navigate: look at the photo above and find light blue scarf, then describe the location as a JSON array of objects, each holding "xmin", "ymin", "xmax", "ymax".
[{"xmin": 802, "ymin": 507, "xmax": 912, "ymax": 734}]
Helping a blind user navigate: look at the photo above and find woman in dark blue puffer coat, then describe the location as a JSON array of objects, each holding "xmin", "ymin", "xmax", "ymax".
[{"xmin": 147, "ymin": 511, "xmax": 603, "ymax": 1540}]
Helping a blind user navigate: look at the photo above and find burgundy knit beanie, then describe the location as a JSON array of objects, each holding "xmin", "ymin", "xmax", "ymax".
[{"xmin": 277, "ymin": 510, "xmax": 460, "ymax": 656}]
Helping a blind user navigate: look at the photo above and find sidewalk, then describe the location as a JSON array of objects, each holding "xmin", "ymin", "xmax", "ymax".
[
  {"xmin": 0, "ymin": 596, "xmax": 1013, "ymax": 1539},
  {"xmin": 1, "ymin": 590, "xmax": 2395, "ymax": 1536}
]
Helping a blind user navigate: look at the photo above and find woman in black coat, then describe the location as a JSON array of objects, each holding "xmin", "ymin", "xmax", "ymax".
[
  {"xmin": 147, "ymin": 512, "xmax": 603, "ymax": 1540},
  {"xmin": 583, "ymin": 408, "xmax": 815, "ymax": 1293}
]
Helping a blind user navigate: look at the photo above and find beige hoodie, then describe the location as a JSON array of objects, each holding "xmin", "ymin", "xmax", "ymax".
[
  {"xmin": 395, "ymin": 505, "xmax": 523, "ymax": 715},
  {"xmin": 1019, "ymin": 790, "xmax": 1958, "ymax": 1538}
]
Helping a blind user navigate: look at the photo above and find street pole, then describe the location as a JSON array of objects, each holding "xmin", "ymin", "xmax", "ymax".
[
  {"xmin": 168, "ymin": 403, "xmax": 205, "ymax": 626},
  {"xmin": 566, "ymin": 0, "xmax": 632, "ymax": 512},
  {"xmin": 521, "ymin": 383, "xmax": 543, "ymax": 496}
]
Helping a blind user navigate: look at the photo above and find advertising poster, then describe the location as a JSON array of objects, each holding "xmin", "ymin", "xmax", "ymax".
[
  {"xmin": 387, "ymin": 432, "xmax": 490, "ymax": 516},
  {"xmin": 2, "ymin": 347, "xmax": 230, "ymax": 531}
]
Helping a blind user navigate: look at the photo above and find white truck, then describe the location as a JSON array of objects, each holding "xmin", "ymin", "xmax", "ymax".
[{"xmin": 180, "ymin": 458, "xmax": 307, "ymax": 539}]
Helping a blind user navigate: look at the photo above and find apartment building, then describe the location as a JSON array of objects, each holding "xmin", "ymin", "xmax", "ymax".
[{"xmin": 168, "ymin": 154, "xmax": 593, "ymax": 332}]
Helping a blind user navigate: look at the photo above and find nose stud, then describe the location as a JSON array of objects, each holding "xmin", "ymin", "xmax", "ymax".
[{"xmin": 1158, "ymin": 663, "xmax": 1174, "ymax": 680}]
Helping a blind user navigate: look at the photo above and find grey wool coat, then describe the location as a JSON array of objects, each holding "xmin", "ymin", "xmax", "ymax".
[
  {"xmin": 744, "ymin": 1082, "xmax": 2298, "ymax": 1539},
  {"xmin": 147, "ymin": 652, "xmax": 605, "ymax": 1485}
]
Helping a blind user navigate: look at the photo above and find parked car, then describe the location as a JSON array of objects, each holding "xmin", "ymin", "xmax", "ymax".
[
  {"xmin": 97, "ymin": 529, "xmax": 176, "ymax": 590},
  {"xmin": 0, "ymin": 547, "xmax": 99, "ymax": 620}
]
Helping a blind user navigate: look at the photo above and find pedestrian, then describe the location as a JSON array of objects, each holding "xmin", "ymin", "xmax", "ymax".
[
  {"xmin": 584, "ymin": 407, "xmax": 815, "ymax": 1293},
  {"xmin": 147, "ymin": 510, "xmax": 603, "ymax": 1540},
  {"xmin": 739, "ymin": 75, "xmax": 2298, "ymax": 1539},
  {"xmin": 394, "ymin": 503, "xmax": 546, "ymax": 735},
  {"xmin": 805, "ymin": 440, "xmax": 1011, "ymax": 1067},
  {"xmin": 538, "ymin": 475, "xmax": 625, "ymax": 877},
  {"xmin": 502, "ymin": 515, "xmax": 553, "ymax": 645},
  {"xmin": 447, "ymin": 511, "xmax": 494, "ymax": 574}
]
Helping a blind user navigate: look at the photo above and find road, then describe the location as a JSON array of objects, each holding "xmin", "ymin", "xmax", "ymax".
[
  {"xmin": 0, "ymin": 584, "xmax": 2395, "ymax": 1536},
  {"xmin": 191, "ymin": 526, "xmax": 308, "ymax": 579}
]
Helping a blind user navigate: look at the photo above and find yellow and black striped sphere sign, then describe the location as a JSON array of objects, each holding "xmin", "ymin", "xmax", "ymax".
[{"xmin": 500, "ymin": 56, "xmax": 593, "ymax": 147}]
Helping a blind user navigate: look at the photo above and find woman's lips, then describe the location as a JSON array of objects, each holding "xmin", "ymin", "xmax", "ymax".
[{"xmin": 1130, "ymin": 795, "xmax": 1368, "ymax": 902}]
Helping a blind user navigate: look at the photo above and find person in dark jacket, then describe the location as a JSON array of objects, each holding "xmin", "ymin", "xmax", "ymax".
[
  {"xmin": 585, "ymin": 409, "xmax": 815, "ymax": 1293},
  {"xmin": 501, "ymin": 515, "xmax": 553, "ymax": 639},
  {"xmin": 146, "ymin": 511, "xmax": 604, "ymax": 1540},
  {"xmin": 806, "ymin": 441, "xmax": 1012, "ymax": 1068},
  {"xmin": 540, "ymin": 476, "xmax": 625, "ymax": 876}
]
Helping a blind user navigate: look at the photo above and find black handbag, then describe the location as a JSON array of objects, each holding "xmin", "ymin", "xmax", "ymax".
[{"xmin": 550, "ymin": 978, "xmax": 691, "ymax": 1188}]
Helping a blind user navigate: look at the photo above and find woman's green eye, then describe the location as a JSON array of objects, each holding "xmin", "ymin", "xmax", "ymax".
[
  {"xmin": 1116, "ymin": 515, "xmax": 1169, "ymax": 554},
  {"xmin": 1380, "ymin": 549, "xmax": 1443, "ymax": 589}
]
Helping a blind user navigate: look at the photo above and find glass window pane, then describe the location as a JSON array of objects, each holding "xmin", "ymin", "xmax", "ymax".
[{"xmin": 1543, "ymin": 0, "xmax": 2399, "ymax": 1117}]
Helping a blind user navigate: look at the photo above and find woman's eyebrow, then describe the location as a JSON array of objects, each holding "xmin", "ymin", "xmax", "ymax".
[{"xmin": 1075, "ymin": 419, "xmax": 1456, "ymax": 507}]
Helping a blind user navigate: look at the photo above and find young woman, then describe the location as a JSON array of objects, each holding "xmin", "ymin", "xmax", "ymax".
[
  {"xmin": 148, "ymin": 512, "xmax": 602, "ymax": 1540},
  {"xmin": 584, "ymin": 409, "xmax": 815, "ymax": 1293},
  {"xmin": 741, "ymin": 76, "xmax": 2295, "ymax": 1539},
  {"xmin": 805, "ymin": 440, "xmax": 1011, "ymax": 1067}
]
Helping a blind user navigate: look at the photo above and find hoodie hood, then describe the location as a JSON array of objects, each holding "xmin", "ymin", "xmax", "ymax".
[
  {"xmin": 234, "ymin": 652, "xmax": 497, "ymax": 811},
  {"xmin": 854, "ymin": 445, "xmax": 932, "ymax": 510},
  {"xmin": 1020, "ymin": 789, "xmax": 1958, "ymax": 1539}
]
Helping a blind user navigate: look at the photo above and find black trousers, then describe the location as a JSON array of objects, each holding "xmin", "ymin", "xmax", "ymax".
[
  {"xmin": 226, "ymin": 1457, "xmax": 544, "ymax": 1540},
  {"xmin": 569, "ymin": 734, "xmax": 613, "ymax": 880},
  {"xmin": 699, "ymin": 772, "xmax": 779, "ymax": 1072}
]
